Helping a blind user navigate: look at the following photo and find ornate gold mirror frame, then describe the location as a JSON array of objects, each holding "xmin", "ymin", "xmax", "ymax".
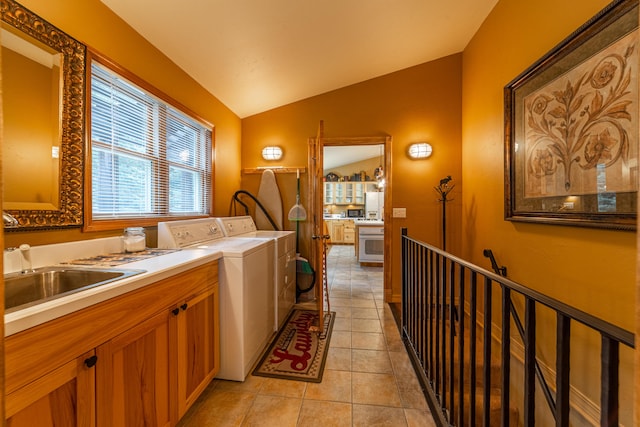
[{"xmin": 1, "ymin": 0, "xmax": 85, "ymax": 229}]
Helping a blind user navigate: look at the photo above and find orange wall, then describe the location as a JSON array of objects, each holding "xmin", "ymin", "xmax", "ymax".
[
  {"xmin": 462, "ymin": 0, "xmax": 636, "ymax": 421},
  {"xmin": 463, "ymin": 0, "xmax": 634, "ymax": 332},
  {"xmin": 4, "ymin": 0, "xmax": 241, "ymax": 248},
  {"xmin": 241, "ymin": 54, "xmax": 463, "ymax": 300}
]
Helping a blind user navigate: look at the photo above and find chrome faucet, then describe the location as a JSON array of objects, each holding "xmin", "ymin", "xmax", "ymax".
[{"xmin": 3, "ymin": 211, "xmax": 19, "ymax": 228}]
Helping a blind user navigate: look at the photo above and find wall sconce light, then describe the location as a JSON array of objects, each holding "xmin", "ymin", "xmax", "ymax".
[
  {"xmin": 408, "ymin": 142, "xmax": 433, "ymax": 159},
  {"xmin": 262, "ymin": 146, "xmax": 283, "ymax": 160}
]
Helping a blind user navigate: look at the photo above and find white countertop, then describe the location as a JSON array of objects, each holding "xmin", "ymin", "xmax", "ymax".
[
  {"xmin": 354, "ymin": 219, "xmax": 384, "ymax": 226},
  {"xmin": 4, "ymin": 243, "xmax": 222, "ymax": 337}
]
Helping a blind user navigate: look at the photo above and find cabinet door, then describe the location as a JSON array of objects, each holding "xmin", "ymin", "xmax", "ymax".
[
  {"xmin": 354, "ymin": 183, "xmax": 365, "ymax": 204},
  {"xmin": 6, "ymin": 351, "xmax": 96, "ymax": 427},
  {"xmin": 333, "ymin": 222, "xmax": 345, "ymax": 242},
  {"xmin": 323, "ymin": 182, "xmax": 333, "ymax": 204},
  {"xmin": 344, "ymin": 182, "xmax": 354, "ymax": 203},
  {"xmin": 175, "ymin": 285, "xmax": 220, "ymax": 418},
  {"xmin": 96, "ymin": 311, "xmax": 171, "ymax": 427},
  {"xmin": 334, "ymin": 183, "xmax": 345, "ymax": 204}
]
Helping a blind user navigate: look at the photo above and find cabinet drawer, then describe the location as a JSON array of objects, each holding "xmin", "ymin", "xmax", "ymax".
[{"xmin": 344, "ymin": 230, "xmax": 355, "ymax": 243}]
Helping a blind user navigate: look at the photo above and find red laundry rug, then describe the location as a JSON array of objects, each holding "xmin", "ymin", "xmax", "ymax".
[{"xmin": 252, "ymin": 309, "xmax": 335, "ymax": 383}]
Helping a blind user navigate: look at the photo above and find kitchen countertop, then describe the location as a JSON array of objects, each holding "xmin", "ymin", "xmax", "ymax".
[
  {"xmin": 323, "ymin": 216, "xmax": 359, "ymax": 220},
  {"xmin": 4, "ymin": 244, "xmax": 223, "ymax": 337},
  {"xmin": 354, "ymin": 219, "xmax": 384, "ymax": 226}
]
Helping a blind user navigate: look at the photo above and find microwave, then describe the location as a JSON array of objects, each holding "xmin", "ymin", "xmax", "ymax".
[{"xmin": 347, "ymin": 209, "xmax": 364, "ymax": 218}]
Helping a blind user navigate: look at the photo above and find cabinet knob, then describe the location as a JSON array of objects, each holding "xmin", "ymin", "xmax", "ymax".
[
  {"xmin": 84, "ymin": 355, "xmax": 98, "ymax": 368},
  {"xmin": 172, "ymin": 307, "xmax": 180, "ymax": 316},
  {"xmin": 180, "ymin": 303, "xmax": 188, "ymax": 311}
]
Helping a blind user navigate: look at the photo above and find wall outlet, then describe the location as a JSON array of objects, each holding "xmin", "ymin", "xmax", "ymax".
[{"xmin": 393, "ymin": 208, "xmax": 406, "ymax": 218}]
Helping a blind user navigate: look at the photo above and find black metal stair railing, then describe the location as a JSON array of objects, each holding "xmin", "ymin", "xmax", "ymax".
[
  {"xmin": 483, "ymin": 249, "xmax": 558, "ymax": 420},
  {"xmin": 400, "ymin": 228, "xmax": 635, "ymax": 427}
]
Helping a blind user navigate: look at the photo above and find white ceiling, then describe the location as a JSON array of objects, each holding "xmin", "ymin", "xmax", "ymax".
[
  {"xmin": 100, "ymin": 0, "xmax": 498, "ymax": 118},
  {"xmin": 323, "ymin": 145, "xmax": 382, "ymax": 170}
]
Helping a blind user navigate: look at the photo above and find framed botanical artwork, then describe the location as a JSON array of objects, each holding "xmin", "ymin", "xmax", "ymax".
[{"xmin": 504, "ymin": 0, "xmax": 638, "ymax": 230}]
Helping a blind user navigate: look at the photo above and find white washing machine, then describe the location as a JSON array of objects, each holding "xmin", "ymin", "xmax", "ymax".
[
  {"xmin": 216, "ymin": 216, "xmax": 296, "ymax": 331},
  {"xmin": 157, "ymin": 217, "xmax": 275, "ymax": 381}
]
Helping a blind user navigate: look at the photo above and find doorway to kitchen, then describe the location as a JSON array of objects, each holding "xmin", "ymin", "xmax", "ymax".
[{"xmin": 311, "ymin": 136, "xmax": 392, "ymax": 302}]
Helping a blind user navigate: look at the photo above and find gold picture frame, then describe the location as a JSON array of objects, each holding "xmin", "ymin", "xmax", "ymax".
[
  {"xmin": 1, "ymin": 0, "xmax": 86, "ymax": 229},
  {"xmin": 504, "ymin": 0, "xmax": 638, "ymax": 230}
]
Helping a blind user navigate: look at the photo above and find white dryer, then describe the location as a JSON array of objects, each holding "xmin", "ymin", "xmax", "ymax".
[
  {"xmin": 158, "ymin": 217, "xmax": 275, "ymax": 381},
  {"xmin": 216, "ymin": 216, "xmax": 296, "ymax": 331}
]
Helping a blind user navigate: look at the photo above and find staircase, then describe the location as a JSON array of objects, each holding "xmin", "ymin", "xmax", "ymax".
[
  {"xmin": 400, "ymin": 229, "xmax": 634, "ymax": 426},
  {"xmin": 426, "ymin": 304, "xmax": 519, "ymax": 426}
]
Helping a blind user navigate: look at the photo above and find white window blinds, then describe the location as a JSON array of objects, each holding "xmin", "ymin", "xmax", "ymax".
[{"xmin": 90, "ymin": 62, "xmax": 212, "ymax": 219}]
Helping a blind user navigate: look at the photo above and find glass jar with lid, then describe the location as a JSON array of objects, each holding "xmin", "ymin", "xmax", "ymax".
[{"xmin": 123, "ymin": 227, "xmax": 146, "ymax": 252}]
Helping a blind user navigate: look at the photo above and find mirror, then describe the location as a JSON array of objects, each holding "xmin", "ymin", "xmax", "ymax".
[{"xmin": 1, "ymin": 0, "xmax": 85, "ymax": 229}]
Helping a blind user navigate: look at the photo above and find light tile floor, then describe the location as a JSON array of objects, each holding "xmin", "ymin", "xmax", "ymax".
[{"xmin": 177, "ymin": 245, "xmax": 436, "ymax": 426}]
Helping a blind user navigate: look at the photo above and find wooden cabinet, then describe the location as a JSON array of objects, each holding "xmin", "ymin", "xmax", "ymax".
[
  {"xmin": 326, "ymin": 219, "xmax": 355, "ymax": 244},
  {"xmin": 324, "ymin": 182, "xmax": 377, "ymax": 205},
  {"xmin": 331, "ymin": 221, "xmax": 345, "ymax": 242},
  {"xmin": 323, "ymin": 182, "xmax": 334, "ymax": 204},
  {"xmin": 325, "ymin": 182, "xmax": 349, "ymax": 204},
  {"xmin": 97, "ymin": 311, "xmax": 172, "ymax": 427},
  {"xmin": 353, "ymin": 183, "xmax": 365, "ymax": 204},
  {"xmin": 5, "ymin": 261, "xmax": 219, "ymax": 427},
  {"xmin": 174, "ymin": 286, "xmax": 219, "ymax": 418},
  {"xmin": 343, "ymin": 221, "xmax": 355, "ymax": 244},
  {"xmin": 6, "ymin": 350, "xmax": 96, "ymax": 427}
]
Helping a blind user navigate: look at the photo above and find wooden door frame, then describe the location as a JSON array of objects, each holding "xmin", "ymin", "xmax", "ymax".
[{"xmin": 308, "ymin": 135, "xmax": 392, "ymax": 302}]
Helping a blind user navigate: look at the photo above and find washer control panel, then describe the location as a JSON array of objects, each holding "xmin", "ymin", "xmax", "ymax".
[
  {"xmin": 217, "ymin": 216, "xmax": 257, "ymax": 237},
  {"xmin": 158, "ymin": 218, "xmax": 225, "ymax": 248}
]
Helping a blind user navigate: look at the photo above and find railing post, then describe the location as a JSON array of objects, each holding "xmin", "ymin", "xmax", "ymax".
[
  {"xmin": 434, "ymin": 253, "xmax": 441, "ymax": 401},
  {"xmin": 469, "ymin": 271, "xmax": 477, "ymax": 426},
  {"xmin": 556, "ymin": 313, "xmax": 571, "ymax": 427},
  {"xmin": 601, "ymin": 336, "xmax": 619, "ymax": 427},
  {"xmin": 457, "ymin": 266, "xmax": 466, "ymax": 427},
  {"xmin": 524, "ymin": 298, "xmax": 536, "ymax": 427},
  {"xmin": 401, "ymin": 228, "xmax": 408, "ymax": 338},
  {"xmin": 448, "ymin": 260, "xmax": 456, "ymax": 418},
  {"xmin": 482, "ymin": 277, "xmax": 492, "ymax": 427},
  {"xmin": 501, "ymin": 286, "xmax": 511, "ymax": 427},
  {"xmin": 440, "ymin": 256, "xmax": 447, "ymax": 409},
  {"xmin": 428, "ymin": 249, "xmax": 434, "ymax": 375},
  {"xmin": 415, "ymin": 243, "xmax": 421, "ymax": 361}
]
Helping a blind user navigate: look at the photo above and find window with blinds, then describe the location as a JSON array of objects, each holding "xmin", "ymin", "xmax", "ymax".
[{"xmin": 88, "ymin": 59, "xmax": 212, "ymax": 227}]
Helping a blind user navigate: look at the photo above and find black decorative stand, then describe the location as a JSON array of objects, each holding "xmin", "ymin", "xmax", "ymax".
[{"xmin": 434, "ymin": 176, "xmax": 454, "ymax": 251}]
